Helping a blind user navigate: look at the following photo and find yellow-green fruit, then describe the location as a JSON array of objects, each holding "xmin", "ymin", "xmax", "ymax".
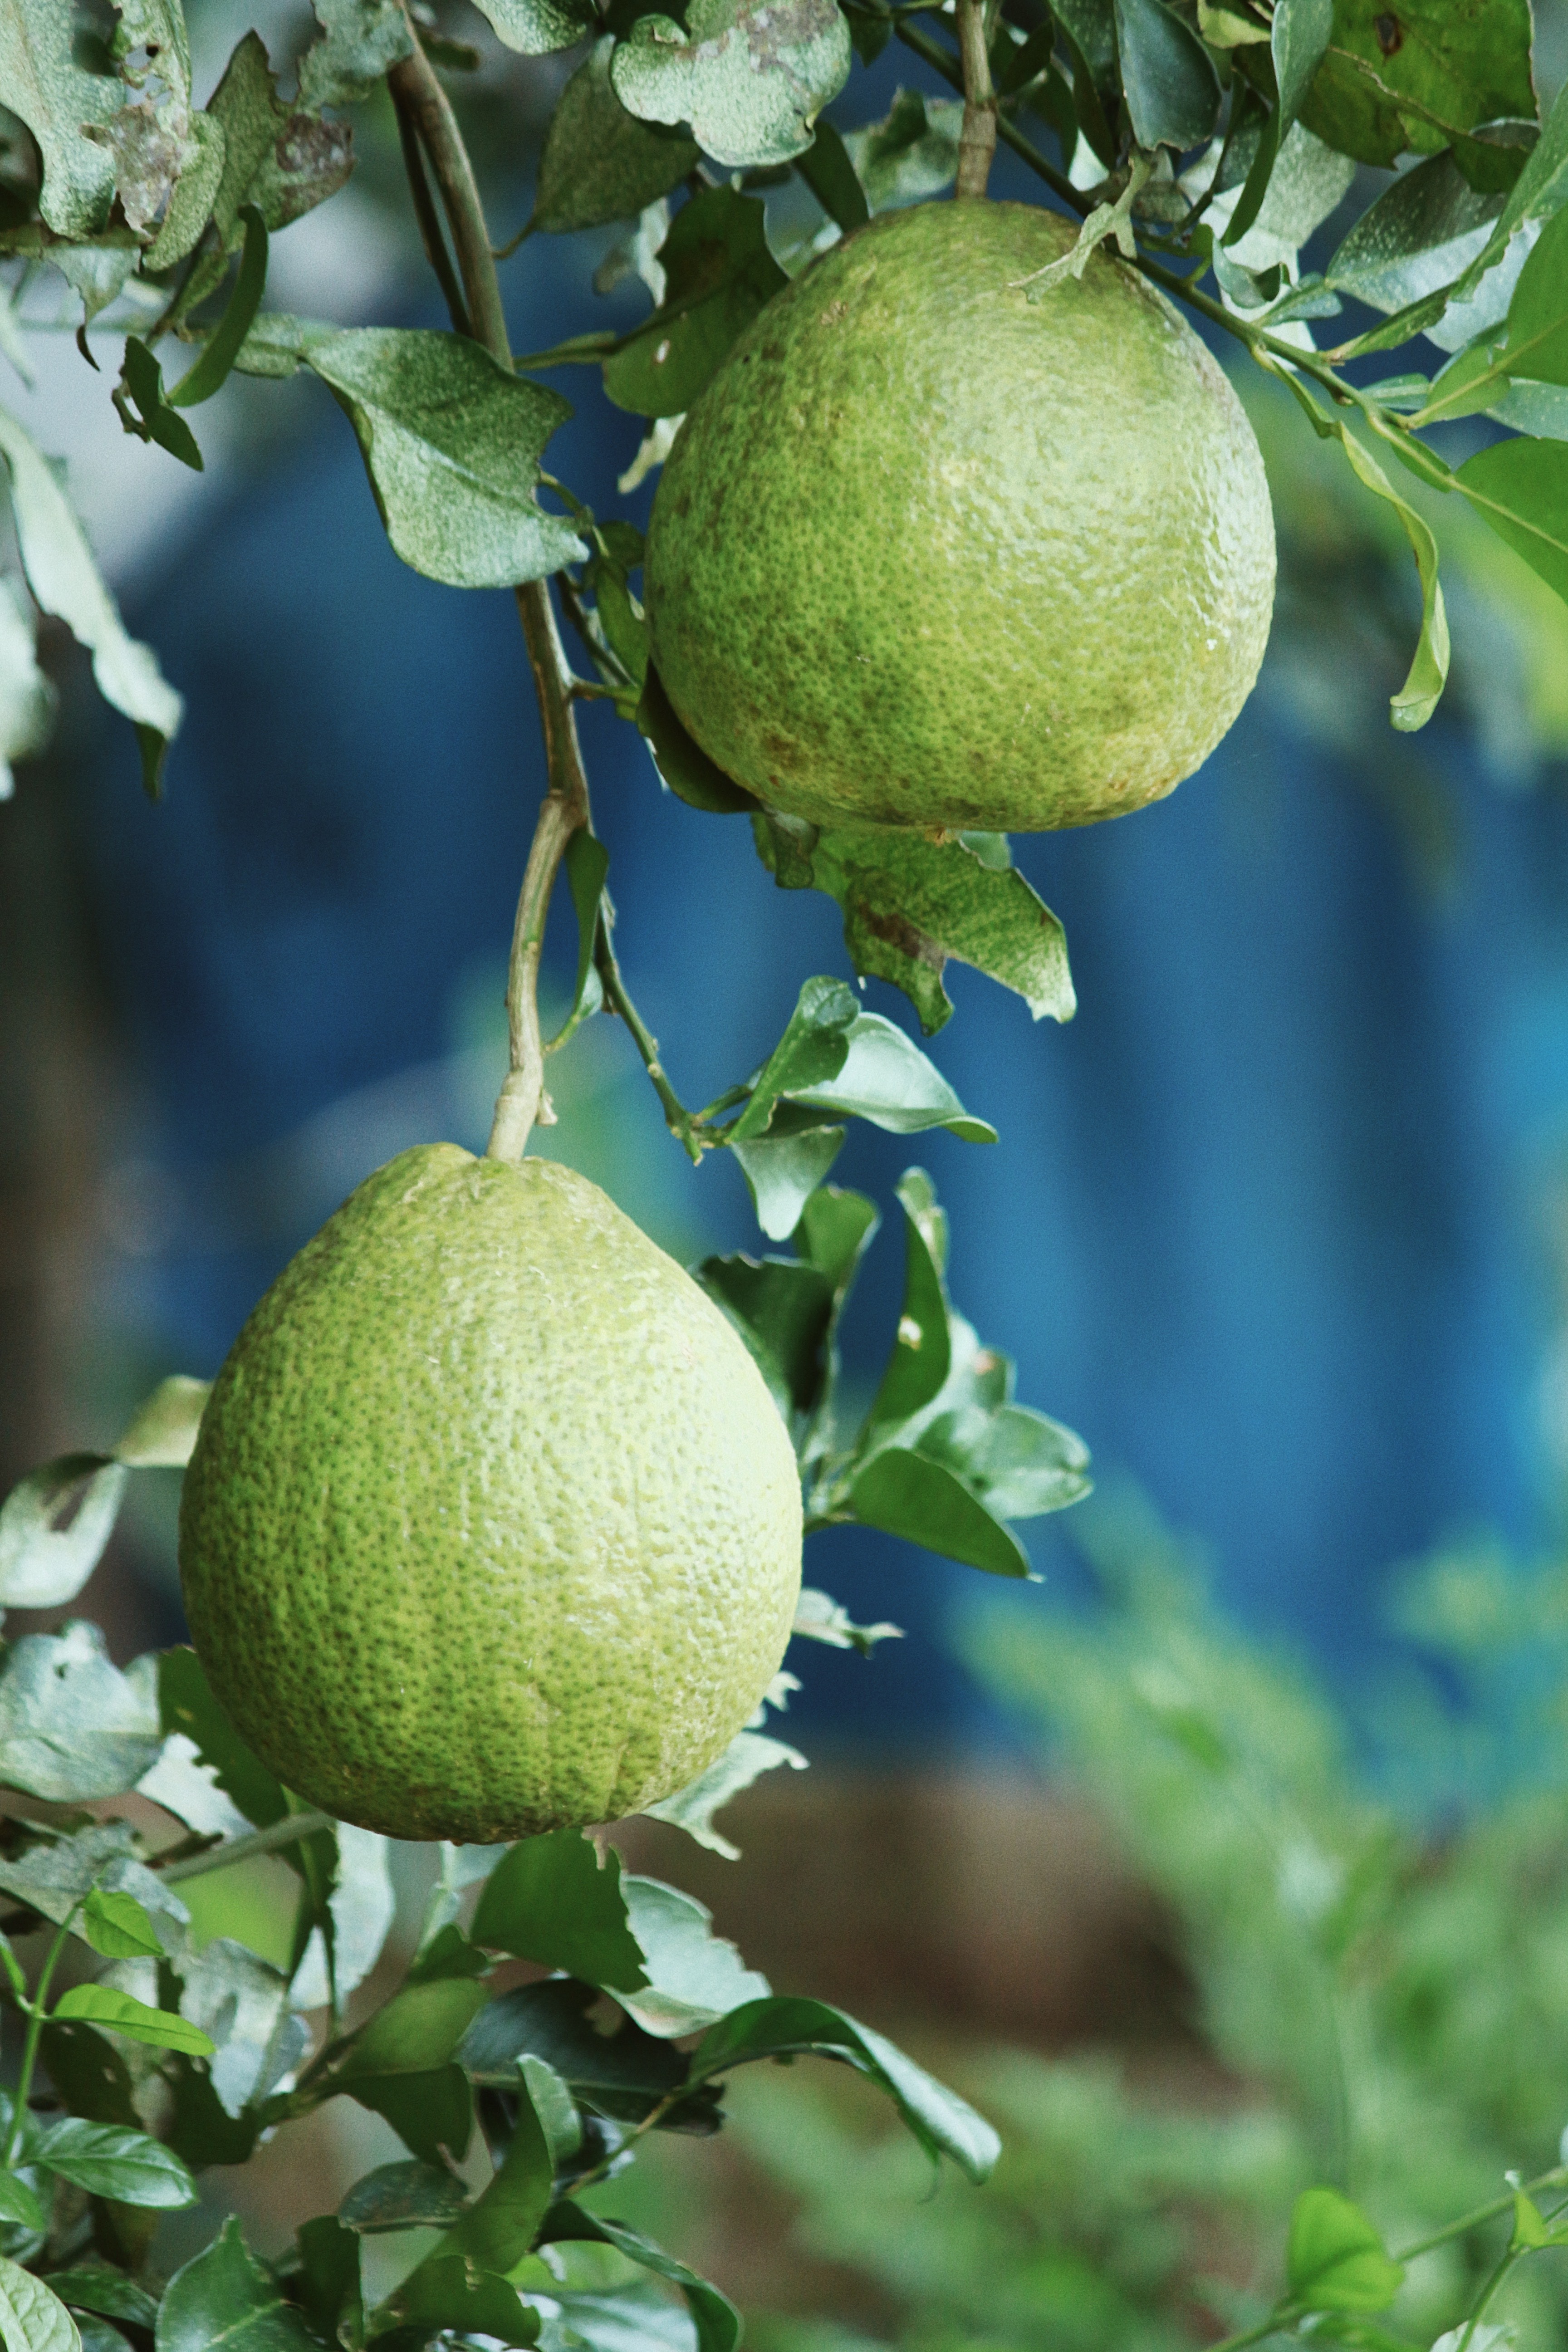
[
  {"xmin": 645, "ymin": 199, "xmax": 1276, "ymax": 832},
  {"xmin": 178, "ymin": 1145, "xmax": 802, "ymax": 1842}
]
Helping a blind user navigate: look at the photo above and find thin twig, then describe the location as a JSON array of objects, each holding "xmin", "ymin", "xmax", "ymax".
[
  {"xmin": 954, "ymin": 0, "xmax": 997, "ymax": 198},
  {"xmin": 388, "ymin": 10, "xmax": 593, "ymax": 1162},
  {"xmin": 593, "ymin": 920, "xmax": 704, "ymax": 1161},
  {"xmin": 158, "ymin": 1808, "xmax": 336, "ymax": 1885},
  {"xmin": 389, "ymin": 83, "xmax": 472, "ymax": 337}
]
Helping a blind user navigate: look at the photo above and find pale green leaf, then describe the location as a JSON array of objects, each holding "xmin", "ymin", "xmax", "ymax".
[
  {"xmin": 297, "ymin": 0, "xmax": 413, "ymax": 107},
  {"xmin": 472, "ymin": 0, "xmax": 598, "ymax": 52},
  {"xmin": 842, "ymin": 88, "xmax": 962, "ymax": 211},
  {"xmin": 611, "ymin": 0, "xmax": 852, "ymax": 169},
  {"xmin": 0, "ymin": 1454, "xmax": 125, "ymax": 1612},
  {"xmin": 0, "ymin": 576, "xmax": 54, "ymax": 798},
  {"xmin": 534, "ymin": 40, "xmax": 700, "ymax": 232},
  {"xmin": 0, "ymin": 1625, "xmax": 163, "ymax": 1801},
  {"xmin": 111, "ymin": 1375, "xmax": 211, "ymax": 1469},
  {"xmin": 0, "ymin": 1, "xmax": 120, "ymax": 236},
  {"xmin": 643, "ymin": 1730, "xmax": 807, "ymax": 1859},
  {"xmin": 614, "ymin": 1878, "xmax": 771, "ymax": 2035},
  {"xmin": 0, "ymin": 2260, "xmax": 80, "ymax": 2352}
]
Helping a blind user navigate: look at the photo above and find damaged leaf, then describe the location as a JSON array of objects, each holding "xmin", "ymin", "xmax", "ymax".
[{"xmin": 611, "ymin": 0, "xmax": 853, "ymax": 170}]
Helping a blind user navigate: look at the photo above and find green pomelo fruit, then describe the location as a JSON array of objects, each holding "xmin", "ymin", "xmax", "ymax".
[
  {"xmin": 645, "ymin": 199, "xmax": 1276, "ymax": 833},
  {"xmin": 178, "ymin": 1145, "xmax": 802, "ymax": 1842}
]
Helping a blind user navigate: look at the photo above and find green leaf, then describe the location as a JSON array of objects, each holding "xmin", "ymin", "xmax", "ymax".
[
  {"xmin": 41, "ymin": 2273, "xmax": 158, "ymax": 2332},
  {"xmin": 344, "ymin": 2068, "xmax": 472, "ymax": 2169},
  {"xmin": 0, "ymin": 575, "xmax": 57, "ymax": 798},
  {"xmin": 1334, "ymin": 425, "xmax": 1450, "ymax": 726},
  {"xmin": 605, "ymin": 186, "xmax": 787, "ymax": 419},
  {"xmin": 143, "ymin": 111, "xmax": 226, "ymax": 272},
  {"xmin": 521, "ymin": 2056, "xmax": 583, "ymax": 2167},
  {"xmin": 338, "ymin": 1980, "xmax": 490, "ymax": 2081},
  {"xmin": 0, "ymin": 2174, "xmax": 45, "ymax": 2232},
  {"xmin": 696, "ymin": 1250, "xmax": 834, "ymax": 1416},
  {"xmin": 791, "ymin": 1587, "xmax": 903, "ymax": 1652},
  {"xmin": 459, "ymin": 1980, "xmax": 699, "ymax": 2125},
  {"xmin": 0, "ymin": 2260, "xmax": 80, "ymax": 2352},
  {"xmin": 842, "ymin": 88, "xmax": 962, "ymax": 211},
  {"xmin": 0, "ymin": 1454, "xmax": 127, "ymax": 1613},
  {"xmin": 112, "ymin": 1376, "xmax": 211, "ymax": 1469},
  {"xmin": 687, "ymin": 1996, "xmax": 1000, "ymax": 2179},
  {"xmin": 51, "ymin": 1988, "xmax": 216, "ymax": 2058},
  {"xmin": 785, "ymin": 1012, "xmax": 996, "ymax": 1141},
  {"xmin": 610, "ymin": 0, "xmax": 852, "ymax": 169},
  {"xmin": 752, "ymin": 814, "xmax": 1074, "ymax": 1036},
  {"xmin": 1112, "ymin": 0, "xmax": 1221, "ymax": 151},
  {"xmin": 638, "ymin": 663, "xmax": 760, "ymax": 812},
  {"xmin": 863, "ymin": 1168, "xmax": 952, "ymax": 1436},
  {"xmin": 534, "ymin": 41, "xmax": 699, "ymax": 233},
  {"xmin": 848, "ymin": 1446, "xmax": 1032, "ymax": 1576},
  {"xmin": 206, "ymin": 32, "xmax": 352, "ymax": 254},
  {"xmin": 35, "ymin": 2119, "xmax": 197, "ymax": 2210},
  {"xmin": 1419, "ymin": 209, "xmax": 1568, "ymax": 421},
  {"xmin": 730, "ymin": 976, "xmax": 858, "ymax": 1142},
  {"xmin": 304, "ymin": 329, "xmax": 583, "ymax": 591},
  {"xmin": 614, "ymin": 1878, "xmax": 772, "ymax": 2036},
  {"xmin": 167, "ymin": 206, "xmax": 269, "ymax": 409},
  {"xmin": 471, "ymin": 1831, "xmax": 650, "ymax": 1988},
  {"xmin": 559, "ymin": 829, "xmax": 610, "ymax": 1041},
  {"xmin": 917, "ymin": 1401, "xmax": 1092, "ymax": 1520},
  {"xmin": 118, "ymin": 342, "xmax": 205, "ymax": 473},
  {"xmin": 382, "ymin": 2259, "xmax": 538, "ymax": 2348},
  {"xmin": 539, "ymin": 2207, "xmax": 739, "ymax": 2352},
  {"xmin": 155, "ymin": 2218, "xmax": 317, "ymax": 2352},
  {"xmin": 796, "ymin": 1183, "xmax": 879, "ymax": 1293},
  {"xmin": 338, "ymin": 2160, "xmax": 470, "ymax": 2234},
  {"xmin": 0, "ymin": 1, "xmax": 121, "ymax": 236},
  {"xmin": 643, "ymin": 1730, "xmax": 808, "ymax": 1859},
  {"xmin": 1327, "ymin": 149, "xmax": 1502, "ymax": 316},
  {"xmin": 472, "ymin": 0, "xmax": 597, "ymax": 53},
  {"xmin": 1457, "ymin": 432, "xmax": 1568, "ymax": 606},
  {"xmin": 39, "ymin": 2023, "xmax": 139, "ymax": 2132},
  {"xmin": 0, "ymin": 406, "xmax": 182, "ymax": 796},
  {"xmin": 158, "ymin": 1647, "xmax": 288, "ymax": 1832},
  {"xmin": 0, "ymin": 1823, "xmax": 183, "ymax": 1938},
  {"xmin": 0, "ymin": 1624, "xmax": 163, "ymax": 1802},
  {"xmin": 290, "ymin": 2216, "xmax": 362, "ymax": 2352},
  {"xmin": 79, "ymin": 1889, "xmax": 163, "ymax": 1961},
  {"xmin": 1299, "ymin": 0, "xmax": 1536, "ymax": 177},
  {"xmin": 1223, "ymin": 0, "xmax": 1333, "ymax": 246},
  {"xmin": 796, "ymin": 121, "xmax": 869, "ymax": 231},
  {"xmin": 731, "ymin": 1126, "xmax": 848, "ymax": 1242},
  {"xmin": 296, "ymin": 0, "xmax": 413, "ymax": 107},
  {"xmin": 1286, "ymin": 2187, "xmax": 1406, "ymax": 2313},
  {"xmin": 412, "ymin": 2072, "xmax": 552, "ymax": 2278}
]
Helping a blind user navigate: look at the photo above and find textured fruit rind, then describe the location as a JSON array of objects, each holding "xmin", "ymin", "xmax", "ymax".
[
  {"xmin": 178, "ymin": 1146, "xmax": 803, "ymax": 1842},
  {"xmin": 645, "ymin": 199, "xmax": 1276, "ymax": 833}
]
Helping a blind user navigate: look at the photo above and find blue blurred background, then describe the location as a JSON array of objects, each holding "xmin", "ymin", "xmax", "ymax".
[{"xmin": 9, "ymin": 0, "xmax": 1568, "ymax": 1764}]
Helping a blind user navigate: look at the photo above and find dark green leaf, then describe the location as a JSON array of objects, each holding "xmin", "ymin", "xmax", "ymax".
[
  {"xmin": 459, "ymin": 1979, "xmax": 698, "ymax": 2123},
  {"xmin": 1299, "ymin": 0, "xmax": 1535, "ymax": 176},
  {"xmin": 1054, "ymin": 0, "xmax": 1117, "ymax": 89},
  {"xmin": 0, "ymin": 2261, "xmax": 79, "ymax": 2352},
  {"xmin": 638, "ymin": 664, "xmax": 760, "ymax": 813},
  {"xmin": 163, "ymin": 2055, "xmax": 262, "ymax": 2169},
  {"xmin": 841, "ymin": 89, "xmax": 962, "ymax": 211},
  {"xmin": 0, "ymin": 1453, "xmax": 127, "ymax": 1612},
  {"xmin": 696, "ymin": 1252, "xmax": 833, "ymax": 1416},
  {"xmin": 0, "ymin": 1624, "xmax": 163, "ymax": 1803},
  {"xmin": 863, "ymin": 1169, "xmax": 951, "ymax": 1436},
  {"xmin": 43, "ymin": 2271, "xmax": 158, "ymax": 2331},
  {"xmin": 1112, "ymin": 0, "xmax": 1220, "ymax": 150},
  {"xmin": 610, "ymin": 0, "xmax": 851, "ymax": 170},
  {"xmin": 51, "ymin": 1987, "xmax": 216, "ymax": 2058},
  {"xmin": 1223, "ymin": 0, "xmax": 1333, "ymax": 245},
  {"xmin": 40, "ymin": 2023, "xmax": 140, "ymax": 2131},
  {"xmin": 1419, "ymin": 207, "xmax": 1568, "ymax": 421},
  {"xmin": 119, "ymin": 341, "xmax": 205, "ymax": 473},
  {"xmin": 206, "ymin": 31, "xmax": 353, "ymax": 254},
  {"xmin": 1286, "ymin": 2187, "xmax": 1405, "ymax": 2313},
  {"xmin": 156, "ymin": 2217, "xmax": 317, "ymax": 2351},
  {"xmin": 79, "ymin": 1888, "xmax": 163, "ymax": 1962},
  {"xmin": 339, "ymin": 2161, "xmax": 470, "ymax": 2234},
  {"xmin": 1457, "ymin": 432, "xmax": 1568, "ymax": 605},
  {"xmin": 0, "ymin": 407, "xmax": 182, "ymax": 795},
  {"xmin": 731, "ymin": 1125, "xmax": 848, "ymax": 1242},
  {"xmin": 413, "ymin": 2074, "xmax": 552, "ymax": 2278},
  {"xmin": 917, "ymin": 1401, "xmax": 1092, "ymax": 1520},
  {"xmin": 539, "ymin": 2206, "xmax": 739, "ymax": 2352},
  {"xmin": 605, "ymin": 187, "xmax": 787, "ymax": 419},
  {"xmin": 730, "ymin": 977, "xmax": 858, "ymax": 1142},
  {"xmin": 36, "ymin": 2119, "xmax": 197, "ymax": 2210},
  {"xmin": 382, "ymin": 2259, "xmax": 538, "ymax": 2349},
  {"xmin": 291, "ymin": 2215, "xmax": 362, "ymax": 2352},
  {"xmin": 159, "ymin": 1647, "xmax": 288, "ymax": 1832},
  {"xmin": 752, "ymin": 814, "xmax": 1074, "ymax": 1036},
  {"xmin": 796, "ymin": 121, "xmax": 869, "ymax": 231},
  {"xmin": 687, "ymin": 1996, "xmax": 1000, "ymax": 2179},
  {"xmin": 296, "ymin": 0, "xmax": 413, "ymax": 106},
  {"xmin": 561, "ymin": 829, "xmax": 610, "ymax": 1036},
  {"xmin": 472, "ymin": 1831, "xmax": 650, "ymax": 1988},
  {"xmin": 534, "ymin": 40, "xmax": 699, "ymax": 234},
  {"xmin": 796, "ymin": 1185, "xmax": 880, "ymax": 1294},
  {"xmin": 167, "ymin": 206, "xmax": 269, "ymax": 409},
  {"xmin": 304, "ymin": 329, "xmax": 583, "ymax": 590},
  {"xmin": 343, "ymin": 2068, "xmax": 472, "ymax": 2169},
  {"xmin": 848, "ymin": 1447, "xmax": 1032, "ymax": 1576},
  {"xmin": 472, "ymin": 0, "xmax": 598, "ymax": 53}
]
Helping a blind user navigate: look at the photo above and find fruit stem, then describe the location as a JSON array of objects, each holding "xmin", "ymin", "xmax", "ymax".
[
  {"xmin": 388, "ymin": 12, "xmax": 591, "ymax": 1163},
  {"xmin": 954, "ymin": 0, "xmax": 998, "ymax": 199}
]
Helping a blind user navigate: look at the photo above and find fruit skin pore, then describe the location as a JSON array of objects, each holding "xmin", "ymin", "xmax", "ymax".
[
  {"xmin": 178, "ymin": 1145, "xmax": 803, "ymax": 1843},
  {"xmin": 645, "ymin": 198, "xmax": 1276, "ymax": 833}
]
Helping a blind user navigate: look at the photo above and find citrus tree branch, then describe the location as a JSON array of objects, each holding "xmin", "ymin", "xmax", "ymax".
[
  {"xmin": 387, "ymin": 15, "xmax": 591, "ymax": 1163},
  {"xmin": 593, "ymin": 919, "xmax": 705, "ymax": 1160},
  {"xmin": 954, "ymin": 0, "xmax": 997, "ymax": 199}
]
